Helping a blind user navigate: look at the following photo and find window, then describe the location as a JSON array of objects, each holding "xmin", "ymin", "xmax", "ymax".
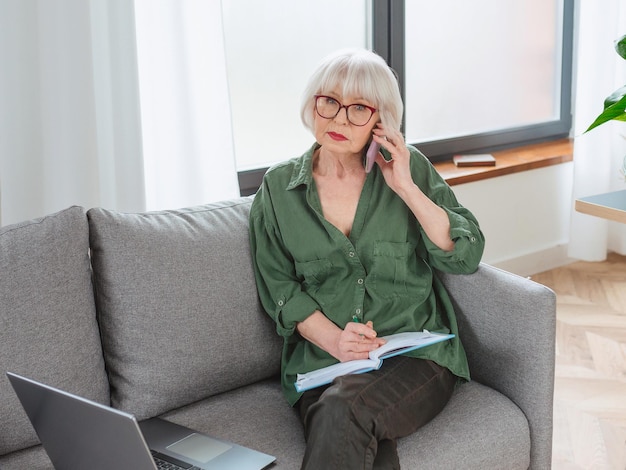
[
  {"xmin": 377, "ymin": 0, "xmax": 573, "ymax": 161},
  {"xmin": 222, "ymin": 0, "xmax": 369, "ymax": 173},
  {"xmin": 227, "ymin": 0, "xmax": 573, "ymax": 194}
]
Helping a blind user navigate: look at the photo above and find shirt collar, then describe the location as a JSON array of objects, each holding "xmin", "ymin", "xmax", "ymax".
[{"xmin": 286, "ymin": 142, "xmax": 320, "ymax": 190}]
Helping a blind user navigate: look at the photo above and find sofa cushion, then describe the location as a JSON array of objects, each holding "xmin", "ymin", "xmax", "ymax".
[
  {"xmin": 0, "ymin": 206, "xmax": 110, "ymax": 456},
  {"xmin": 0, "ymin": 444, "xmax": 52, "ymax": 469},
  {"xmin": 397, "ymin": 381, "xmax": 530, "ymax": 469},
  {"xmin": 158, "ymin": 380, "xmax": 529, "ymax": 470},
  {"xmin": 87, "ymin": 197, "xmax": 282, "ymax": 419}
]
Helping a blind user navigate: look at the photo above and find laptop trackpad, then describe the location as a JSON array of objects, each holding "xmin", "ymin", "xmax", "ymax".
[{"xmin": 167, "ymin": 433, "xmax": 232, "ymax": 463}]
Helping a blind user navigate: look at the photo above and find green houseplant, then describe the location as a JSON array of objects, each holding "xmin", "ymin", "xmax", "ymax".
[
  {"xmin": 585, "ymin": 34, "xmax": 626, "ymax": 180},
  {"xmin": 585, "ymin": 34, "xmax": 626, "ymax": 132}
]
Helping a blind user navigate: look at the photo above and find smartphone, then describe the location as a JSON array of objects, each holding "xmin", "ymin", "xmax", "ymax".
[{"xmin": 365, "ymin": 140, "xmax": 380, "ymax": 173}]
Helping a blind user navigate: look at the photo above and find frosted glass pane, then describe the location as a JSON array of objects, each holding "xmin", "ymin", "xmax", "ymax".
[
  {"xmin": 405, "ymin": 0, "xmax": 562, "ymax": 143},
  {"xmin": 222, "ymin": 1, "xmax": 369, "ymax": 171}
]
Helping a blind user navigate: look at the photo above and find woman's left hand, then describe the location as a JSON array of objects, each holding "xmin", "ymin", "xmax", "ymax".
[{"xmin": 371, "ymin": 123, "xmax": 414, "ymax": 195}]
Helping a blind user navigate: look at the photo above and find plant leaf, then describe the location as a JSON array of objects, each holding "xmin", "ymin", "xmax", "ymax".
[
  {"xmin": 585, "ymin": 93, "xmax": 626, "ymax": 133},
  {"xmin": 604, "ymin": 85, "xmax": 626, "ymax": 108},
  {"xmin": 615, "ymin": 34, "xmax": 626, "ymax": 60}
]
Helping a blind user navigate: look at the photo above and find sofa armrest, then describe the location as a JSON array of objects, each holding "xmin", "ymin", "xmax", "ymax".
[{"xmin": 438, "ymin": 263, "xmax": 556, "ymax": 470}]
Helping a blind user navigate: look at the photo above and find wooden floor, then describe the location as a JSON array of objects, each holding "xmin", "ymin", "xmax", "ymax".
[{"xmin": 532, "ymin": 252, "xmax": 626, "ymax": 470}]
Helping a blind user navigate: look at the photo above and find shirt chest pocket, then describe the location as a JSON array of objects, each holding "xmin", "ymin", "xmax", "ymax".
[
  {"xmin": 370, "ymin": 241, "xmax": 432, "ymax": 300},
  {"xmin": 295, "ymin": 258, "xmax": 337, "ymax": 306}
]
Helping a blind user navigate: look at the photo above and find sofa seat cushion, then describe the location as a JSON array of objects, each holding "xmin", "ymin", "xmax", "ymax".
[
  {"xmin": 398, "ymin": 381, "xmax": 530, "ymax": 469},
  {"xmin": 87, "ymin": 198, "xmax": 282, "ymax": 420},
  {"xmin": 0, "ymin": 380, "xmax": 529, "ymax": 469},
  {"xmin": 158, "ymin": 380, "xmax": 530, "ymax": 470},
  {"xmin": 160, "ymin": 378, "xmax": 304, "ymax": 469},
  {"xmin": 0, "ymin": 206, "xmax": 110, "ymax": 457},
  {"xmin": 0, "ymin": 444, "xmax": 52, "ymax": 469}
]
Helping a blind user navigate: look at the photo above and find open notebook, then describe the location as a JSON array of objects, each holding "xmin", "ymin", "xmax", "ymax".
[{"xmin": 295, "ymin": 330, "xmax": 454, "ymax": 392}]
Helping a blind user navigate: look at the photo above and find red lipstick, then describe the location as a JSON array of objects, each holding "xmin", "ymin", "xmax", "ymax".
[{"xmin": 328, "ymin": 132, "xmax": 348, "ymax": 141}]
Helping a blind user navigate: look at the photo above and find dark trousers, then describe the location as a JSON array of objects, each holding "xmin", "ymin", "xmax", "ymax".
[{"xmin": 297, "ymin": 356, "xmax": 456, "ymax": 470}]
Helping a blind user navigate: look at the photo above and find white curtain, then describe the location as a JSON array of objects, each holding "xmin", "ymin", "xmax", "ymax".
[
  {"xmin": 0, "ymin": 0, "xmax": 141, "ymax": 226},
  {"xmin": 0, "ymin": 0, "xmax": 238, "ymax": 226},
  {"xmin": 569, "ymin": 0, "xmax": 626, "ymax": 260},
  {"xmin": 134, "ymin": 0, "xmax": 239, "ymax": 211}
]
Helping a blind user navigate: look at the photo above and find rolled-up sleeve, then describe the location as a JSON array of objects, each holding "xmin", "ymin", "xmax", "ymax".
[
  {"xmin": 421, "ymin": 205, "xmax": 484, "ymax": 273},
  {"xmin": 249, "ymin": 186, "xmax": 320, "ymax": 339}
]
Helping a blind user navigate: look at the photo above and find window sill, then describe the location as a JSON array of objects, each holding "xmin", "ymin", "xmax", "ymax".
[
  {"xmin": 239, "ymin": 138, "xmax": 574, "ymax": 196},
  {"xmin": 433, "ymin": 138, "xmax": 573, "ymax": 186}
]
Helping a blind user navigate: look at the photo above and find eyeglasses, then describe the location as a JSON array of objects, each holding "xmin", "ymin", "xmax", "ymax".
[{"xmin": 314, "ymin": 95, "xmax": 377, "ymax": 126}]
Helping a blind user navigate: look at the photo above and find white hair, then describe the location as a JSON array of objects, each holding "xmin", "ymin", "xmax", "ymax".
[{"xmin": 300, "ymin": 49, "xmax": 403, "ymax": 133}]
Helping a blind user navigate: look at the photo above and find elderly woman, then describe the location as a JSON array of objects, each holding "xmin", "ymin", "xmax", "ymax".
[{"xmin": 249, "ymin": 49, "xmax": 485, "ymax": 469}]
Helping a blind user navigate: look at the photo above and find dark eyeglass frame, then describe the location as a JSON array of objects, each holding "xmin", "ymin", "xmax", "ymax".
[{"xmin": 314, "ymin": 95, "xmax": 377, "ymax": 127}]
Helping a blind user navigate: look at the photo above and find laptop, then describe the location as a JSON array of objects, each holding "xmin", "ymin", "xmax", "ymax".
[{"xmin": 6, "ymin": 372, "xmax": 276, "ymax": 469}]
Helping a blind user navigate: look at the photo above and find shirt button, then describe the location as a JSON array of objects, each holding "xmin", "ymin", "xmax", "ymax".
[
  {"xmin": 355, "ymin": 308, "xmax": 361, "ymax": 314},
  {"xmin": 349, "ymin": 251, "xmax": 355, "ymax": 257},
  {"xmin": 357, "ymin": 278, "xmax": 364, "ymax": 285},
  {"xmin": 470, "ymin": 236, "xmax": 477, "ymax": 243},
  {"xmin": 277, "ymin": 300, "xmax": 284, "ymax": 306}
]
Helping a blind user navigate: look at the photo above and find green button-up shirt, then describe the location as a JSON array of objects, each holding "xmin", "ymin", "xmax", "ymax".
[{"xmin": 249, "ymin": 143, "xmax": 485, "ymax": 406}]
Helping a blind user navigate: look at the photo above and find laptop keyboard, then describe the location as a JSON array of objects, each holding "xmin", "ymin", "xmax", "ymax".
[{"xmin": 151, "ymin": 450, "xmax": 201, "ymax": 470}]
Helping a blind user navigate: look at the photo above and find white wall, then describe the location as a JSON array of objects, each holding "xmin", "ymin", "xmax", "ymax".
[{"xmin": 453, "ymin": 162, "xmax": 575, "ymax": 277}]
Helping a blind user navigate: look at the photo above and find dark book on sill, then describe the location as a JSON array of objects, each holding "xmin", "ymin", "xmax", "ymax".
[{"xmin": 453, "ymin": 154, "xmax": 496, "ymax": 167}]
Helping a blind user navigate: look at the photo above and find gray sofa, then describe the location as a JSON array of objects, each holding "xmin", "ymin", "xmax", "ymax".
[{"xmin": 0, "ymin": 196, "xmax": 556, "ymax": 469}]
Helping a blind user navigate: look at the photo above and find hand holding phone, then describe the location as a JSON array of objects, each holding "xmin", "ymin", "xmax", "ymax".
[{"xmin": 365, "ymin": 140, "xmax": 380, "ymax": 173}]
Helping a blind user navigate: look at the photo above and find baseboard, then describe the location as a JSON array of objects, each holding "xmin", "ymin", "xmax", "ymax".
[{"xmin": 487, "ymin": 244, "xmax": 575, "ymax": 278}]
